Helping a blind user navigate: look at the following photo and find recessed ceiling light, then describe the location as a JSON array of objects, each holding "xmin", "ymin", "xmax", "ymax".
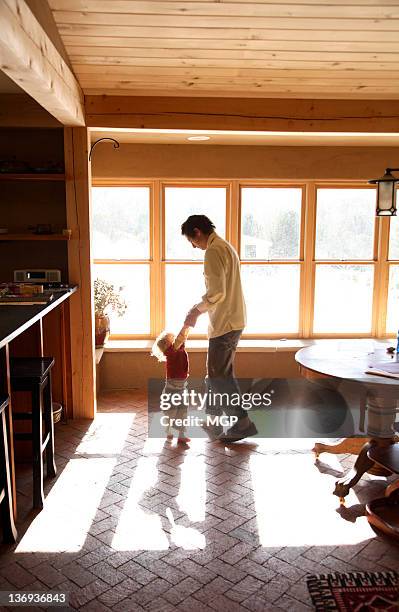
[{"xmin": 187, "ymin": 136, "xmax": 210, "ymax": 141}]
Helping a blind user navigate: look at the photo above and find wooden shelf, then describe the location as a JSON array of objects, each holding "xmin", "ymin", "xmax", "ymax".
[
  {"xmin": 0, "ymin": 234, "xmax": 70, "ymax": 241},
  {"xmin": 0, "ymin": 173, "xmax": 65, "ymax": 181}
]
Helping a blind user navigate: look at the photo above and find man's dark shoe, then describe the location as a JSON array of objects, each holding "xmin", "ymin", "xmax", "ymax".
[
  {"xmin": 218, "ymin": 420, "xmax": 258, "ymax": 443},
  {"xmin": 201, "ymin": 422, "xmax": 223, "ymax": 441}
]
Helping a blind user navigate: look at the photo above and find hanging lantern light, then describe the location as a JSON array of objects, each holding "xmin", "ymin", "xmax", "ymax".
[{"xmin": 368, "ymin": 168, "xmax": 399, "ymax": 216}]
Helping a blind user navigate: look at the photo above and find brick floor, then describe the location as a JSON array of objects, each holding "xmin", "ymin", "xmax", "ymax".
[{"xmin": 1, "ymin": 389, "xmax": 398, "ymax": 611}]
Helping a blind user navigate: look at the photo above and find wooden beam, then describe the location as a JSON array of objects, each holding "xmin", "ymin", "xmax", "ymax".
[
  {"xmin": 84, "ymin": 88, "xmax": 399, "ymax": 102},
  {"xmin": 0, "ymin": 0, "xmax": 84, "ymax": 126},
  {"xmin": 64, "ymin": 127, "xmax": 96, "ymax": 419},
  {"xmin": 85, "ymin": 96, "xmax": 399, "ymax": 133},
  {"xmin": 26, "ymin": 0, "xmax": 71, "ymax": 67}
]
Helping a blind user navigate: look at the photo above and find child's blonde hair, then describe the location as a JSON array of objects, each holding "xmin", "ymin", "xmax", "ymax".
[{"xmin": 151, "ymin": 331, "xmax": 171, "ymax": 362}]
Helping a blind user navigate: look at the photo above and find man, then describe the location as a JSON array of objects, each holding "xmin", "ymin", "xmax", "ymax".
[{"xmin": 181, "ymin": 214, "xmax": 257, "ymax": 443}]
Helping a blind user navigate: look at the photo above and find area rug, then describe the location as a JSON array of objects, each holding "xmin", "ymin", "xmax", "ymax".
[{"xmin": 306, "ymin": 571, "xmax": 399, "ymax": 611}]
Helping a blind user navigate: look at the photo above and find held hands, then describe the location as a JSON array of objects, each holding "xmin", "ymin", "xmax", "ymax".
[
  {"xmin": 184, "ymin": 307, "xmax": 201, "ymax": 328},
  {"xmin": 173, "ymin": 324, "xmax": 191, "ymax": 350}
]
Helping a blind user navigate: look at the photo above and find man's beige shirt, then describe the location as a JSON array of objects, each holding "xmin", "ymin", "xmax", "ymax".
[{"xmin": 195, "ymin": 232, "xmax": 246, "ymax": 338}]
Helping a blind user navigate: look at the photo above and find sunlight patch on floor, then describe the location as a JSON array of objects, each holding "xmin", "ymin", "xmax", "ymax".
[
  {"xmin": 16, "ymin": 414, "xmax": 136, "ymax": 553},
  {"xmin": 250, "ymin": 453, "xmax": 375, "ymax": 547},
  {"xmin": 142, "ymin": 436, "xmax": 170, "ymax": 455},
  {"xmin": 112, "ymin": 455, "xmax": 169, "ymax": 550},
  {"xmin": 16, "ymin": 458, "xmax": 116, "ymax": 553},
  {"xmin": 166, "ymin": 508, "xmax": 206, "ymax": 550},
  {"xmin": 255, "ymin": 438, "xmax": 327, "ymax": 452},
  {"xmin": 176, "ymin": 454, "xmax": 207, "ymax": 522},
  {"xmin": 112, "ymin": 447, "xmax": 207, "ymax": 551},
  {"xmin": 113, "ymin": 505, "xmax": 170, "ymax": 551},
  {"xmin": 75, "ymin": 413, "xmax": 136, "ymax": 456}
]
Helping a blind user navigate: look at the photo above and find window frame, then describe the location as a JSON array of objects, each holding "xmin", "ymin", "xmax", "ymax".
[
  {"xmin": 92, "ymin": 180, "xmax": 155, "ymax": 339},
  {"xmin": 161, "ymin": 181, "xmax": 231, "ymax": 338},
  {"xmin": 92, "ymin": 178, "xmax": 393, "ymax": 340},
  {"xmin": 383, "ymin": 213, "xmax": 397, "ymax": 337},
  {"xmin": 311, "ymin": 183, "xmax": 381, "ymax": 338},
  {"xmin": 238, "ymin": 182, "xmax": 306, "ymax": 338}
]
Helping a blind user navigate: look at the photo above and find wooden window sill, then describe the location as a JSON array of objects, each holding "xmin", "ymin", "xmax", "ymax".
[{"xmin": 103, "ymin": 338, "xmax": 391, "ymax": 353}]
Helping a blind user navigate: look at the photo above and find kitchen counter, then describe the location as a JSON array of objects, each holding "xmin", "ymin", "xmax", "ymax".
[
  {"xmin": 0, "ymin": 288, "xmax": 77, "ymax": 349},
  {"xmin": 0, "ymin": 286, "xmax": 77, "ymax": 519}
]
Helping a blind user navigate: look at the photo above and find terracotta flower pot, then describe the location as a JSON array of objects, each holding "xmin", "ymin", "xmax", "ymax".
[{"xmin": 95, "ymin": 313, "xmax": 110, "ymax": 347}]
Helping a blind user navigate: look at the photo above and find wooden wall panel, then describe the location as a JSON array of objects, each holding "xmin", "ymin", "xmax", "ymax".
[
  {"xmin": 100, "ymin": 350, "xmax": 300, "ymax": 391},
  {"xmin": 64, "ymin": 127, "xmax": 96, "ymax": 419},
  {"xmin": 85, "ymin": 96, "xmax": 399, "ymax": 132},
  {"xmin": 92, "ymin": 144, "xmax": 399, "ymax": 181}
]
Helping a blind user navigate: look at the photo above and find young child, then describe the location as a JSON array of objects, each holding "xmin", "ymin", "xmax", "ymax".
[{"xmin": 151, "ymin": 325, "xmax": 191, "ymax": 443}]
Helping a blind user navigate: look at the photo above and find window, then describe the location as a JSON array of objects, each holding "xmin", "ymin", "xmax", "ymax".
[
  {"xmin": 164, "ymin": 187, "xmax": 226, "ymax": 260},
  {"xmin": 241, "ymin": 265, "xmax": 300, "ymax": 334},
  {"xmin": 92, "ymin": 187, "xmax": 149, "ymax": 260},
  {"xmin": 387, "ymin": 217, "xmax": 399, "ymax": 334},
  {"xmin": 92, "ymin": 187, "xmax": 151, "ymax": 336},
  {"xmin": 240, "ymin": 187, "xmax": 302, "ymax": 334},
  {"xmin": 389, "ymin": 216, "xmax": 399, "ymax": 261},
  {"xmin": 386, "ymin": 265, "xmax": 399, "ymax": 334},
  {"xmin": 241, "ymin": 188, "xmax": 301, "ymax": 261},
  {"xmin": 313, "ymin": 188, "xmax": 376, "ymax": 334},
  {"xmin": 164, "ymin": 186, "xmax": 227, "ymax": 335},
  {"xmin": 165, "ymin": 265, "xmax": 208, "ymax": 335},
  {"xmin": 314, "ymin": 265, "xmax": 374, "ymax": 334},
  {"xmin": 315, "ymin": 189, "xmax": 375, "ymax": 260},
  {"xmin": 91, "ymin": 181, "xmax": 392, "ymax": 340}
]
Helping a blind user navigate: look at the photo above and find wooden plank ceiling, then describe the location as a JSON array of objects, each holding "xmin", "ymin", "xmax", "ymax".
[{"xmin": 48, "ymin": 0, "xmax": 399, "ymax": 99}]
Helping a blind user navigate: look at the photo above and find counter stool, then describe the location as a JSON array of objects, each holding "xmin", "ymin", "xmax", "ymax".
[
  {"xmin": 10, "ymin": 357, "xmax": 57, "ymax": 509},
  {"xmin": 0, "ymin": 395, "xmax": 17, "ymax": 542}
]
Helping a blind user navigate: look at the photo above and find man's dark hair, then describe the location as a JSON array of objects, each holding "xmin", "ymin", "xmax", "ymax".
[{"xmin": 181, "ymin": 215, "xmax": 216, "ymax": 238}]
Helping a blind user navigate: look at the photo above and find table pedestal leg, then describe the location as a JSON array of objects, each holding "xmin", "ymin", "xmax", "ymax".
[
  {"xmin": 333, "ymin": 395, "xmax": 397, "ymax": 502},
  {"xmin": 333, "ymin": 438, "xmax": 391, "ymax": 501}
]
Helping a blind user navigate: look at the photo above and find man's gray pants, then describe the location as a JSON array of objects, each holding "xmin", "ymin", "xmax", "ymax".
[{"xmin": 206, "ymin": 329, "xmax": 247, "ymax": 421}]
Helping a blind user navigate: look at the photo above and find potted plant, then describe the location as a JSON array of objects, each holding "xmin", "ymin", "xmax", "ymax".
[{"xmin": 93, "ymin": 278, "xmax": 127, "ymax": 347}]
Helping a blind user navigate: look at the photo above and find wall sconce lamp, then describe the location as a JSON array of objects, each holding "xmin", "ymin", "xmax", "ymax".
[{"xmin": 368, "ymin": 168, "xmax": 399, "ymax": 216}]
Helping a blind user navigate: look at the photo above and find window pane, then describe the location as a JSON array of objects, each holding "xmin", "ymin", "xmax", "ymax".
[
  {"xmin": 241, "ymin": 265, "xmax": 300, "ymax": 333},
  {"xmin": 165, "ymin": 187, "xmax": 226, "ymax": 260},
  {"xmin": 389, "ymin": 216, "xmax": 399, "ymax": 260},
  {"xmin": 315, "ymin": 189, "xmax": 375, "ymax": 260},
  {"xmin": 165, "ymin": 265, "xmax": 208, "ymax": 335},
  {"xmin": 93, "ymin": 264, "xmax": 150, "ymax": 334},
  {"xmin": 313, "ymin": 264, "xmax": 373, "ymax": 333},
  {"xmin": 386, "ymin": 265, "xmax": 399, "ymax": 333},
  {"xmin": 241, "ymin": 188, "xmax": 301, "ymax": 260},
  {"xmin": 92, "ymin": 187, "xmax": 150, "ymax": 259}
]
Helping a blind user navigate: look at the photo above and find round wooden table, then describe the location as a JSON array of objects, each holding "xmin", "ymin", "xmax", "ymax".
[{"xmin": 295, "ymin": 344, "xmax": 399, "ymax": 501}]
